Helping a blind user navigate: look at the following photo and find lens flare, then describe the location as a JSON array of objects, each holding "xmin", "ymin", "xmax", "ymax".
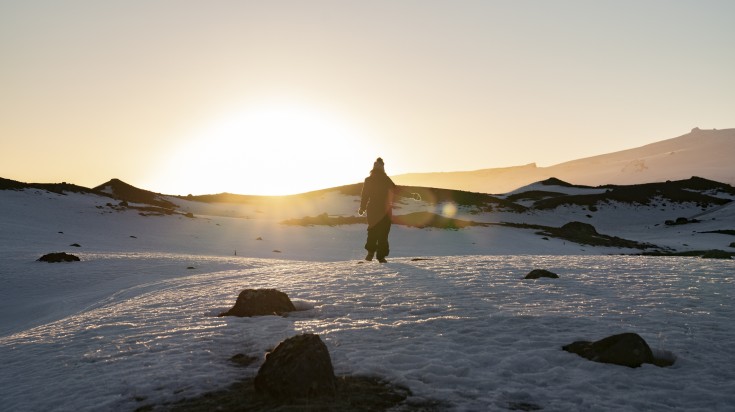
[{"xmin": 442, "ymin": 202, "xmax": 457, "ymax": 217}]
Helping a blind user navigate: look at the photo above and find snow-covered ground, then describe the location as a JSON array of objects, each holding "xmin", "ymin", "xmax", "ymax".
[{"xmin": 1, "ymin": 188, "xmax": 734, "ymax": 411}]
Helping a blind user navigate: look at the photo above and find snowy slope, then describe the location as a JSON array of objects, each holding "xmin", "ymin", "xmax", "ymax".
[
  {"xmin": 1, "ymin": 185, "xmax": 735, "ymax": 411},
  {"xmin": 549, "ymin": 128, "xmax": 735, "ymax": 187}
]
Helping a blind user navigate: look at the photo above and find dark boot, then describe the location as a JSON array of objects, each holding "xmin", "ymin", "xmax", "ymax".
[{"xmin": 365, "ymin": 251, "xmax": 374, "ymax": 261}]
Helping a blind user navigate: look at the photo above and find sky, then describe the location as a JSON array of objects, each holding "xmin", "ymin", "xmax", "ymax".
[{"xmin": 1, "ymin": 1, "xmax": 733, "ymax": 195}]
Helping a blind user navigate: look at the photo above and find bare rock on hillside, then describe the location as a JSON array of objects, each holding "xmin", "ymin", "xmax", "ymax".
[
  {"xmin": 665, "ymin": 217, "xmax": 700, "ymax": 226},
  {"xmin": 37, "ymin": 252, "xmax": 80, "ymax": 263},
  {"xmin": 94, "ymin": 178, "xmax": 178, "ymax": 209},
  {"xmin": 560, "ymin": 221, "xmax": 598, "ymax": 236},
  {"xmin": 392, "ymin": 212, "xmax": 488, "ymax": 229},
  {"xmin": 562, "ymin": 332, "xmax": 663, "ymax": 368},
  {"xmin": 255, "ymin": 334, "xmax": 337, "ymax": 399},
  {"xmin": 504, "ymin": 221, "xmax": 659, "ymax": 250},
  {"xmin": 524, "ymin": 269, "xmax": 559, "ymax": 279},
  {"xmin": 701, "ymin": 249, "xmax": 733, "ymax": 259},
  {"xmin": 219, "ymin": 289, "xmax": 296, "ymax": 317}
]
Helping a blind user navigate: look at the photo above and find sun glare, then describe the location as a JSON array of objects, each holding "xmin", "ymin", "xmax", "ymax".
[{"xmin": 153, "ymin": 102, "xmax": 374, "ymax": 195}]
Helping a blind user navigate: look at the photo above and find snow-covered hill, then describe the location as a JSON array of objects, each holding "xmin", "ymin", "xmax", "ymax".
[
  {"xmin": 393, "ymin": 128, "xmax": 735, "ymax": 193},
  {"xmin": 4, "ymin": 175, "xmax": 735, "ymax": 260},
  {"xmin": 1, "ymin": 177, "xmax": 734, "ymax": 411},
  {"xmin": 2, "ymin": 175, "xmax": 734, "ymax": 336}
]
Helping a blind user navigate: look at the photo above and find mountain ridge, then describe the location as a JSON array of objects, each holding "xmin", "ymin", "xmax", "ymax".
[{"xmin": 392, "ymin": 128, "xmax": 735, "ymax": 194}]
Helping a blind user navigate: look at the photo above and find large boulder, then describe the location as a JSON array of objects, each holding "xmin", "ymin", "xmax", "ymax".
[
  {"xmin": 562, "ymin": 332, "xmax": 655, "ymax": 368},
  {"xmin": 254, "ymin": 334, "xmax": 337, "ymax": 399},
  {"xmin": 219, "ymin": 289, "xmax": 296, "ymax": 317},
  {"xmin": 524, "ymin": 269, "xmax": 559, "ymax": 279},
  {"xmin": 37, "ymin": 252, "xmax": 80, "ymax": 263}
]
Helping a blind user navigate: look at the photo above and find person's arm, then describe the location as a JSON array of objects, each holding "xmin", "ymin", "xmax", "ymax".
[{"xmin": 358, "ymin": 179, "xmax": 370, "ymax": 215}]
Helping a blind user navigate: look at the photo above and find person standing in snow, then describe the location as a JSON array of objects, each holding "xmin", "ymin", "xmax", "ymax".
[{"xmin": 358, "ymin": 157, "xmax": 396, "ymax": 263}]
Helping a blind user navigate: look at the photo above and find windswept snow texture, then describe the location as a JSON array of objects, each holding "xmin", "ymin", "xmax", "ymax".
[{"xmin": 1, "ymin": 254, "xmax": 734, "ymax": 411}]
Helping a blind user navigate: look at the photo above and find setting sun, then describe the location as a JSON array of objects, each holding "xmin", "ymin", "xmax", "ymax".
[{"xmin": 150, "ymin": 102, "xmax": 375, "ymax": 195}]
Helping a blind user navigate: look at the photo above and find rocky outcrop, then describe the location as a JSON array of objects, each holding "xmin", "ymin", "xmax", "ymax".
[
  {"xmin": 560, "ymin": 221, "xmax": 598, "ymax": 236},
  {"xmin": 522, "ymin": 221, "xmax": 659, "ymax": 250},
  {"xmin": 562, "ymin": 332, "xmax": 662, "ymax": 368},
  {"xmin": 665, "ymin": 217, "xmax": 700, "ymax": 226},
  {"xmin": 255, "ymin": 334, "xmax": 337, "ymax": 399},
  {"xmin": 219, "ymin": 289, "xmax": 296, "ymax": 317},
  {"xmin": 701, "ymin": 249, "xmax": 733, "ymax": 259},
  {"xmin": 524, "ymin": 269, "xmax": 559, "ymax": 279},
  {"xmin": 93, "ymin": 178, "xmax": 178, "ymax": 209},
  {"xmin": 37, "ymin": 252, "xmax": 80, "ymax": 263}
]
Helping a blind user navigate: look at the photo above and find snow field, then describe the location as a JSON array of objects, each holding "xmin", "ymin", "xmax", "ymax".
[{"xmin": 1, "ymin": 254, "xmax": 734, "ymax": 411}]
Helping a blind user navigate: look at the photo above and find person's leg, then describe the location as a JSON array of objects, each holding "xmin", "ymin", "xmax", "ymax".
[
  {"xmin": 375, "ymin": 216, "xmax": 392, "ymax": 262},
  {"xmin": 364, "ymin": 226, "xmax": 378, "ymax": 260}
]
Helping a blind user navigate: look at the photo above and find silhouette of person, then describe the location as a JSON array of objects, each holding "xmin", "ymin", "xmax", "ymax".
[{"xmin": 359, "ymin": 157, "xmax": 396, "ymax": 262}]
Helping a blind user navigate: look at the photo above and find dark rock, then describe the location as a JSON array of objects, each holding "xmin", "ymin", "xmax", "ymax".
[
  {"xmin": 255, "ymin": 334, "xmax": 337, "ymax": 399},
  {"xmin": 560, "ymin": 221, "xmax": 598, "ymax": 235},
  {"xmin": 156, "ymin": 375, "xmax": 416, "ymax": 412},
  {"xmin": 93, "ymin": 178, "xmax": 178, "ymax": 210},
  {"xmin": 37, "ymin": 252, "xmax": 80, "ymax": 263},
  {"xmin": 701, "ymin": 249, "xmax": 732, "ymax": 259},
  {"xmin": 219, "ymin": 289, "xmax": 296, "ymax": 317},
  {"xmin": 562, "ymin": 332, "xmax": 656, "ymax": 368},
  {"xmin": 519, "ymin": 220, "xmax": 658, "ymax": 249},
  {"xmin": 666, "ymin": 217, "xmax": 700, "ymax": 226},
  {"xmin": 730, "ymin": 242, "xmax": 735, "ymax": 248},
  {"xmin": 524, "ymin": 269, "xmax": 559, "ymax": 279},
  {"xmin": 509, "ymin": 401, "xmax": 543, "ymax": 411},
  {"xmin": 69, "ymin": 243, "xmax": 81, "ymax": 247}
]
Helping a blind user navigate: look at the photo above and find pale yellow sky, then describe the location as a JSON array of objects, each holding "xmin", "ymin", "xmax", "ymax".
[{"xmin": 1, "ymin": 1, "xmax": 733, "ymax": 195}]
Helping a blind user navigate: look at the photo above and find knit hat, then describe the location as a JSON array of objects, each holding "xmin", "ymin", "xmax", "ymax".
[{"xmin": 373, "ymin": 157, "xmax": 384, "ymax": 170}]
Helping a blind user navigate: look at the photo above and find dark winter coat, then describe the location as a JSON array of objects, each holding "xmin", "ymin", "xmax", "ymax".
[{"xmin": 360, "ymin": 171, "xmax": 396, "ymax": 228}]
